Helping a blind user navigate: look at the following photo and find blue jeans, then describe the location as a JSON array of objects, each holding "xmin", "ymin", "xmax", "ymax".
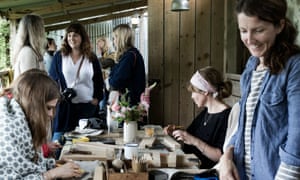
[
  {"xmin": 52, "ymin": 132, "xmax": 64, "ymax": 142},
  {"xmin": 99, "ymin": 89, "xmax": 109, "ymax": 111},
  {"xmin": 51, "ymin": 131, "xmax": 64, "ymax": 159}
]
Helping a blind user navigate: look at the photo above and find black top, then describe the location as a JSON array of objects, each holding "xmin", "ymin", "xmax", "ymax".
[
  {"xmin": 109, "ymin": 47, "xmax": 146, "ymax": 106},
  {"xmin": 183, "ymin": 107, "xmax": 231, "ymax": 168}
]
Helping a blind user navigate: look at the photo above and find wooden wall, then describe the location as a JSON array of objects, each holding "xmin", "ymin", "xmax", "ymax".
[
  {"xmin": 148, "ymin": 0, "xmax": 226, "ymax": 127},
  {"xmin": 147, "ymin": 0, "xmax": 300, "ymax": 128}
]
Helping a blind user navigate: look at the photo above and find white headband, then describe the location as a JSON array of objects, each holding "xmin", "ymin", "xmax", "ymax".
[{"xmin": 190, "ymin": 71, "xmax": 218, "ymax": 98}]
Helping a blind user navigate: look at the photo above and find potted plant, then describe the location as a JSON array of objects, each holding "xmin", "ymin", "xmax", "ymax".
[{"xmin": 110, "ymin": 89, "xmax": 148, "ymax": 143}]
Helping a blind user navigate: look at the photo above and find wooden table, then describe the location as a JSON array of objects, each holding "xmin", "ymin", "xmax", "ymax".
[{"xmin": 60, "ymin": 129, "xmax": 204, "ymax": 180}]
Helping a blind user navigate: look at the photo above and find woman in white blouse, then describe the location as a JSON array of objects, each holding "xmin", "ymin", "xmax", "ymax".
[{"xmin": 12, "ymin": 14, "xmax": 46, "ymax": 80}]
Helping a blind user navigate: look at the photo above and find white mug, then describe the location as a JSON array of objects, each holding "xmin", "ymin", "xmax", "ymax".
[
  {"xmin": 124, "ymin": 143, "xmax": 138, "ymax": 159},
  {"xmin": 78, "ymin": 118, "xmax": 88, "ymax": 129}
]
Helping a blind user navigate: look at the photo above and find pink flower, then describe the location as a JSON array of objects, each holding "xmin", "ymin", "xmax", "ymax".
[
  {"xmin": 111, "ymin": 102, "xmax": 121, "ymax": 112},
  {"xmin": 139, "ymin": 101, "xmax": 149, "ymax": 111},
  {"xmin": 121, "ymin": 106, "xmax": 128, "ymax": 113},
  {"xmin": 110, "ymin": 87, "xmax": 156, "ymax": 123},
  {"xmin": 140, "ymin": 92, "xmax": 150, "ymax": 105}
]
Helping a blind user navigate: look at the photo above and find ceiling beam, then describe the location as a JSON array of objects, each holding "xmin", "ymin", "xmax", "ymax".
[
  {"xmin": 45, "ymin": 7, "xmax": 147, "ymax": 32},
  {"xmin": 2, "ymin": 0, "xmax": 112, "ymax": 19},
  {"xmin": 2, "ymin": 0, "xmax": 145, "ymax": 19},
  {"xmin": 43, "ymin": 0, "xmax": 147, "ymax": 25}
]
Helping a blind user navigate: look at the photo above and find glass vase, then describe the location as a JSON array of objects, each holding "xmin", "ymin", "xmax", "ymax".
[{"xmin": 123, "ymin": 121, "xmax": 137, "ymax": 143}]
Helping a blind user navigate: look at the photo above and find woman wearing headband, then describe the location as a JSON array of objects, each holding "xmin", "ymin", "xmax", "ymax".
[{"xmin": 164, "ymin": 66, "xmax": 232, "ymax": 168}]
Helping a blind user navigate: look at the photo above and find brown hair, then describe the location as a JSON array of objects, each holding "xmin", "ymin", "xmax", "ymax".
[
  {"xmin": 188, "ymin": 66, "xmax": 232, "ymax": 100},
  {"xmin": 236, "ymin": 0, "xmax": 300, "ymax": 74},
  {"xmin": 11, "ymin": 69, "xmax": 61, "ymax": 150},
  {"xmin": 61, "ymin": 23, "xmax": 96, "ymax": 61}
]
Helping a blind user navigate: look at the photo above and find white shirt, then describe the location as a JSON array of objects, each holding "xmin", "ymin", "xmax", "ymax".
[
  {"xmin": 62, "ymin": 55, "xmax": 94, "ymax": 103},
  {"xmin": 13, "ymin": 46, "xmax": 45, "ymax": 80}
]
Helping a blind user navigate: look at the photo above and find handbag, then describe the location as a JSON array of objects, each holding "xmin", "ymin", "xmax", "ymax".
[{"xmin": 86, "ymin": 117, "xmax": 107, "ymax": 129}]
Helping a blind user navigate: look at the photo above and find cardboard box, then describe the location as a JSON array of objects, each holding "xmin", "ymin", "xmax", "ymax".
[
  {"xmin": 108, "ymin": 172, "xmax": 148, "ymax": 180},
  {"xmin": 94, "ymin": 160, "xmax": 148, "ymax": 180}
]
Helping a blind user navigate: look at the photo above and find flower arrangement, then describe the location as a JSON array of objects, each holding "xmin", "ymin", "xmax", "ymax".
[{"xmin": 110, "ymin": 90, "xmax": 148, "ymax": 123}]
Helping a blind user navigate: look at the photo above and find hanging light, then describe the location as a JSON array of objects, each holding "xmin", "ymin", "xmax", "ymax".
[
  {"xmin": 131, "ymin": 15, "xmax": 139, "ymax": 29},
  {"xmin": 171, "ymin": 0, "xmax": 190, "ymax": 11},
  {"xmin": 131, "ymin": 16, "xmax": 139, "ymax": 25}
]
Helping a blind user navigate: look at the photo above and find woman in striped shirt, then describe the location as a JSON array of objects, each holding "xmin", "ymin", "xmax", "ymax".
[{"xmin": 218, "ymin": 0, "xmax": 300, "ymax": 179}]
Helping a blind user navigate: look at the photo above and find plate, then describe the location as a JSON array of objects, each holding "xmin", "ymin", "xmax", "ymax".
[{"xmin": 65, "ymin": 128, "xmax": 104, "ymax": 139}]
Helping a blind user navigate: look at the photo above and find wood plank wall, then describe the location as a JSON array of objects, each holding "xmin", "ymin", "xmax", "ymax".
[
  {"xmin": 148, "ymin": 0, "xmax": 226, "ymax": 128},
  {"xmin": 147, "ymin": 0, "xmax": 300, "ymax": 128}
]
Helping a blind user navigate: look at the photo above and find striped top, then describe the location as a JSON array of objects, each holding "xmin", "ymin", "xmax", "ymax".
[
  {"xmin": 244, "ymin": 69, "xmax": 267, "ymax": 179},
  {"xmin": 275, "ymin": 162, "xmax": 300, "ymax": 179},
  {"xmin": 244, "ymin": 69, "xmax": 300, "ymax": 179}
]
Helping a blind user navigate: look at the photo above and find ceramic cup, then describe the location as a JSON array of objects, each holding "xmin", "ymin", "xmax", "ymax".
[
  {"xmin": 124, "ymin": 143, "xmax": 138, "ymax": 159},
  {"xmin": 78, "ymin": 118, "xmax": 88, "ymax": 129}
]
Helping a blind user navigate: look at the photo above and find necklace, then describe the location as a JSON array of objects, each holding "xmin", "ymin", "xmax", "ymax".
[{"xmin": 203, "ymin": 113, "xmax": 210, "ymax": 126}]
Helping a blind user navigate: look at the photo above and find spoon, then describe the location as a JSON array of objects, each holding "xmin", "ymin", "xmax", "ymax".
[{"xmin": 112, "ymin": 149, "xmax": 124, "ymax": 170}]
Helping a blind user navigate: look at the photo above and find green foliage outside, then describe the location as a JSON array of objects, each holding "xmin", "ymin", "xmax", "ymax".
[{"xmin": 0, "ymin": 18, "xmax": 10, "ymax": 71}]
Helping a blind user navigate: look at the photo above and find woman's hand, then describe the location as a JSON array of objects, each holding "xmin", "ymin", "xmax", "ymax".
[
  {"xmin": 163, "ymin": 124, "xmax": 176, "ymax": 135},
  {"xmin": 172, "ymin": 129, "xmax": 196, "ymax": 145},
  {"xmin": 47, "ymin": 160, "xmax": 84, "ymax": 179},
  {"xmin": 47, "ymin": 142, "xmax": 62, "ymax": 152},
  {"xmin": 90, "ymin": 98, "xmax": 99, "ymax": 106},
  {"xmin": 218, "ymin": 146, "xmax": 240, "ymax": 180}
]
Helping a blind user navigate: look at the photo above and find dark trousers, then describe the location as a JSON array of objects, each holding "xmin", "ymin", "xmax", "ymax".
[{"xmin": 70, "ymin": 102, "xmax": 98, "ymax": 130}]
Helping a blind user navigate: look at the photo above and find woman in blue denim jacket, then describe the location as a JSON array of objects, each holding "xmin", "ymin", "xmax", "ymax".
[{"xmin": 218, "ymin": 0, "xmax": 300, "ymax": 179}]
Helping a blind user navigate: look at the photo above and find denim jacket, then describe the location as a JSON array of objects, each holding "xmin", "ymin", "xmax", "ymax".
[{"xmin": 229, "ymin": 54, "xmax": 300, "ymax": 179}]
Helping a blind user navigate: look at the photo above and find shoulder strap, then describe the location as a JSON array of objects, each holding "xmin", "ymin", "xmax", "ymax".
[
  {"xmin": 129, "ymin": 51, "xmax": 137, "ymax": 68},
  {"xmin": 76, "ymin": 56, "xmax": 84, "ymax": 79},
  {"xmin": 71, "ymin": 56, "xmax": 84, "ymax": 87}
]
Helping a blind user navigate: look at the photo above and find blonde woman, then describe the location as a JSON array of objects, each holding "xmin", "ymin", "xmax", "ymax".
[
  {"xmin": 96, "ymin": 36, "xmax": 116, "ymax": 111},
  {"xmin": 12, "ymin": 14, "xmax": 46, "ymax": 80},
  {"xmin": 96, "ymin": 36, "xmax": 114, "ymax": 59},
  {"xmin": 109, "ymin": 24, "xmax": 146, "ymax": 106}
]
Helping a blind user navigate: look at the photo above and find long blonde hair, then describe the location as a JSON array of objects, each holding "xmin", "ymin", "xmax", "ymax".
[
  {"xmin": 12, "ymin": 14, "xmax": 46, "ymax": 66},
  {"xmin": 11, "ymin": 69, "xmax": 61, "ymax": 150},
  {"xmin": 97, "ymin": 36, "xmax": 109, "ymax": 54},
  {"xmin": 113, "ymin": 24, "xmax": 135, "ymax": 61}
]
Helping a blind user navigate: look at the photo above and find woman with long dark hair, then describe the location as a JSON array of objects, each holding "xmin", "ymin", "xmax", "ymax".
[
  {"xmin": 218, "ymin": 0, "xmax": 300, "ymax": 179},
  {"xmin": 49, "ymin": 23, "xmax": 104, "ymax": 142}
]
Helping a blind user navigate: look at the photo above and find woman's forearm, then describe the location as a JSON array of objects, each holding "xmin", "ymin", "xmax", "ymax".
[{"xmin": 193, "ymin": 138, "xmax": 222, "ymax": 162}]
